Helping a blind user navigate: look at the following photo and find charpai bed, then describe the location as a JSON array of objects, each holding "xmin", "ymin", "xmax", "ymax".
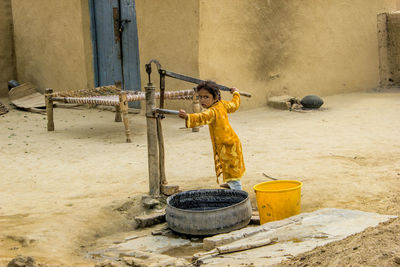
[{"xmin": 45, "ymin": 84, "xmax": 195, "ymax": 142}]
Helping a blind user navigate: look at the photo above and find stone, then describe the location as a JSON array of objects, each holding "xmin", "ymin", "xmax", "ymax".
[
  {"xmin": 141, "ymin": 195, "xmax": 160, "ymax": 209},
  {"xmin": 6, "ymin": 255, "xmax": 35, "ymax": 267},
  {"xmin": 135, "ymin": 212, "xmax": 166, "ymax": 228},
  {"xmin": 161, "ymin": 184, "xmax": 179, "ymax": 196},
  {"xmin": 267, "ymin": 95, "xmax": 298, "ymax": 110},
  {"xmin": 250, "ymin": 215, "xmax": 260, "ymax": 225}
]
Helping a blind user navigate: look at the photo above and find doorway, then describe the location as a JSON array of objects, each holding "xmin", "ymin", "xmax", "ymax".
[{"xmin": 89, "ymin": 0, "xmax": 141, "ymax": 108}]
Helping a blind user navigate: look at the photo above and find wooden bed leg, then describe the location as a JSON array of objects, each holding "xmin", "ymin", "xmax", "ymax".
[
  {"xmin": 115, "ymin": 105, "xmax": 122, "ymax": 122},
  {"xmin": 192, "ymin": 91, "xmax": 201, "ymax": 132},
  {"xmin": 115, "ymin": 81, "xmax": 122, "ymax": 122},
  {"xmin": 119, "ymin": 92, "xmax": 131, "ymax": 143},
  {"xmin": 45, "ymin": 88, "xmax": 55, "ymax": 131}
]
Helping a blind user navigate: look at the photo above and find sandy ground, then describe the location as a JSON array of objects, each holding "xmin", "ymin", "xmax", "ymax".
[{"xmin": 1, "ymin": 89, "xmax": 400, "ymax": 266}]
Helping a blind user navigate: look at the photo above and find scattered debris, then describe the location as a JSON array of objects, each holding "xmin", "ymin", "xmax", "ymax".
[
  {"xmin": 6, "ymin": 255, "xmax": 35, "ymax": 267},
  {"xmin": 0, "ymin": 101, "xmax": 9, "ymax": 115},
  {"xmin": 94, "ymin": 260, "xmax": 120, "ymax": 267}
]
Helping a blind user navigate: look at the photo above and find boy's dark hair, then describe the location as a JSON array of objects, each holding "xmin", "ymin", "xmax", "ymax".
[{"xmin": 196, "ymin": 80, "xmax": 221, "ymax": 100}]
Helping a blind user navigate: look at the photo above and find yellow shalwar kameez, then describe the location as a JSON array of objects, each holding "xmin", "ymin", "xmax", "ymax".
[{"xmin": 186, "ymin": 92, "xmax": 245, "ymax": 183}]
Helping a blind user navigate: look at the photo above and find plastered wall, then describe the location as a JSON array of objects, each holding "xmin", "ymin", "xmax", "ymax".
[
  {"xmin": 0, "ymin": 0, "xmax": 16, "ymax": 97},
  {"xmin": 135, "ymin": 0, "xmax": 200, "ymax": 111},
  {"xmin": 7, "ymin": 0, "xmax": 400, "ymax": 108},
  {"xmin": 10, "ymin": 0, "xmax": 94, "ymax": 93},
  {"xmin": 199, "ymin": 0, "xmax": 399, "ymax": 108}
]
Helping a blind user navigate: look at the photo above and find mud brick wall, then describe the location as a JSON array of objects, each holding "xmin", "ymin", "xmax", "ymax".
[{"xmin": 0, "ymin": 0, "xmax": 16, "ymax": 97}]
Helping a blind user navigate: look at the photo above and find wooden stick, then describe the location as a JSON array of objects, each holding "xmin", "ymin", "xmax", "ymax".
[
  {"xmin": 194, "ymin": 238, "xmax": 273, "ymax": 264},
  {"xmin": 192, "ymin": 91, "xmax": 201, "ymax": 132},
  {"xmin": 156, "ymin": 116, "xmax": 166, "ymax": 185},
  {"xmin": 119, "ymin": 92, "xmax": 131, "ymax": 143},
  {"xmin": 146, "ymin": 85, "xmax": 160, "ymax": 197},
  {"xmin": 216, "ymin": 238, "xmax": 273, "ymax": 254},
  {"xmin": 45, "ymin": 88, "xmax": 55, "ymax": 131},
  {"xmin": 262, "ymin": 173, "xmax": 278, "ymax": 180}
]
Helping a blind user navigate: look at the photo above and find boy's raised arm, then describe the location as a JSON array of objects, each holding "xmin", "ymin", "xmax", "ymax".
[{"xmin": 224, "ymin": 88, "xmax": 240, "ymax": 113}]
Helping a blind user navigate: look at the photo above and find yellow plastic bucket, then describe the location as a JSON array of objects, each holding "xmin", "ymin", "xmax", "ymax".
[{"xmin": 253, "ymin": 180, "xmax": 302, "ymax": 224}]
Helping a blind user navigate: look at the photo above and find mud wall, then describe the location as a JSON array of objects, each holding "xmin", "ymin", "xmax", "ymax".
[
  {"xmin": 10, "ymin": 0, "xmax": 94, "ymax": 93},
  {"xmin": 199, "ymin": 0, "xmax": 399, "ymax": 108},
  {"xmin": 7, "ymin": 1, "xmax": 400, "ymax": 108},
  {"xmin": 135, "ymin": 0, "xmax": 200, "ymax": 111},
  {"xmin": 0, "ymin": 0, "xmax": 16, "ymax": 97},
  {"xmin": 378, "ymin": 11, "xmax": 400, "ymax": 86}
]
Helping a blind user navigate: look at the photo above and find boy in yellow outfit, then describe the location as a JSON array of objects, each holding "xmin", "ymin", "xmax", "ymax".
[{"xmin": 179, "ymin": 81, "xmax": 245, "ymax": 190}]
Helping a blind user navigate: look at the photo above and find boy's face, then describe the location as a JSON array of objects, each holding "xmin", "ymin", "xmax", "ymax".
[{"xmin": 198, "ymin": 89, "xmax": 216, "ymax": 108}]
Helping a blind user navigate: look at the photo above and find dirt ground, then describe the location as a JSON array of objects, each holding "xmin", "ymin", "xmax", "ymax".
[{"xmin": 1, "ymin": 88, "xmax": 400, "ymax": 266}]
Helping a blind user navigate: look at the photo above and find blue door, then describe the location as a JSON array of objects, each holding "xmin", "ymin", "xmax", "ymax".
[{"xmin": 89, "ymin": 0, "xmax": 141, "ymax": 108}]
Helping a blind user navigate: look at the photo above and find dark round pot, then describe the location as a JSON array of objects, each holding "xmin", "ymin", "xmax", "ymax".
[
  {"xmin": 166, "ymin": 189, "xmax": 252, "ymax": 236},
  {"xmin": 300, "ymin": 95, "xmax": 324, "ymax": 109}
]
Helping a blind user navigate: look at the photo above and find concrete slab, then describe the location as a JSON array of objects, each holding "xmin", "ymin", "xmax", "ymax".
[
  {"xmin": 89, "ymin": 208, "xmax": 395, "ymax": 266},
  {"xmin": 111, "ymin": 235, "xmax": 191, "ymax": 254},
  {"xmin": 198, "ymin": 208, "xmax": 396, "ymax": 266}
]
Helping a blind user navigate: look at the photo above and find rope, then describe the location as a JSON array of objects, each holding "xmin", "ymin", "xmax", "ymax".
[{"xmin": 50, "ymin": 89, "xmax": 195, "ymax": 106}]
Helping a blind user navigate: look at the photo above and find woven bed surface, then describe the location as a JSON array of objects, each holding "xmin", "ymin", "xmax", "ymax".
[
  {"xmin": 52, "ymin": 85, "xmax": 121, "ymax": 97},
  {"xmin": 50, "ymin": 86, "xmax": 195, "ymax": 106}
]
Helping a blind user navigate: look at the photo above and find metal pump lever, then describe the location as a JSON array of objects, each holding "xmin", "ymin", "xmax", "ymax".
[
  {"xmin": 145, "ymin": 59, "xmax": 252, "ymax": 98},
  {"xmin": 154, "ymin": 108, "xmax": 179, "ymax": 115},
  {"xmin": 163, "ymin": 70, "xmax": 252, "ymax": 98}
]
